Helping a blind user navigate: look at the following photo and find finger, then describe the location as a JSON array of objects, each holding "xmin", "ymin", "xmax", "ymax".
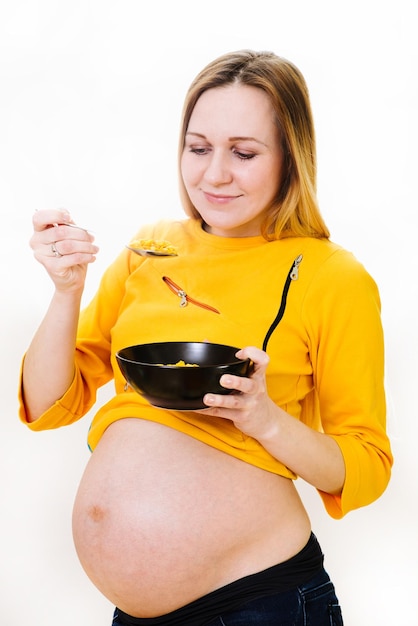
[
  {"xmin": 49, "ymin": 241, "xmax": 63, "ymax": 258},
  {"xmin": 51, "ymin": 223, "xmax": 95, "ymax": 243},
  {"xmin": 33, "ymin": 209, "xmax": 72, "ymax": 231},
  {"xmin": 203, "ymin": 391, "xmax": 244, "ymax": 411},
  {"xmin": 236, "ymin": 346, "xmax": 269, "ymax": 367},
  {"xmin": 219, "ymin": 373, "xmax": 255, "ymax": 394},
  {"xmin": 235, "ymin": 347, "xmax": 269, "ymax": 380},
  {"xmin": 36, "ymin": 250, "xmax": 98, "ymax": 274},
  {"xmin": 45, "ymin": 238, "xmax": 99, "ymax": 258}
]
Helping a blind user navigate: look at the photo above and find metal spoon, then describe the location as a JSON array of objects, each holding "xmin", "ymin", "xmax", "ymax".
[
  {"xmin": 125, "ymin": 245, "xmax": 178, "ymax": 257},
  {"xmin": 53, "ymin": 222, "xmax": 94, "ymax": 233}
]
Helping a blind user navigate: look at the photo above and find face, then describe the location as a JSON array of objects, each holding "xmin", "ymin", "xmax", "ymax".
[{"xmin": 181, "ymin": 84, "xmax": 284, "ymax": 237}]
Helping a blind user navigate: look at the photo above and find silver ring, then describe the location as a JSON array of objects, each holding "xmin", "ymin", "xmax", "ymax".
[{"xmin": 51, "ymin": 242, "xmax": 63, "ymax": 257}]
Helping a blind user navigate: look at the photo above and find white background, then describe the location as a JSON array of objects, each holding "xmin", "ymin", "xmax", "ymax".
[{"xmin": 0, "ymin": 1, "xmax": 417, "ymax": 624}]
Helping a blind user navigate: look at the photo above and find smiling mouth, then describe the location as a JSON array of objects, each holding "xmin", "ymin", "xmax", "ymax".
[{"xmin": 203, "ymin": 191, "xmax": 241, "ymax": 203}]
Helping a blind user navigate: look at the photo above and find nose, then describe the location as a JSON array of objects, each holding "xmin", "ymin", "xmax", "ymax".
[{"xmin": 203, "ymin": 150, "xmax": 233, "ymax": 186}]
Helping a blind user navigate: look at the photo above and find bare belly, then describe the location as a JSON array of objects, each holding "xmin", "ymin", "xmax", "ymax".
[{"xmin": 72, "ymin": 418, "xmax": 311, "ymax": 617}]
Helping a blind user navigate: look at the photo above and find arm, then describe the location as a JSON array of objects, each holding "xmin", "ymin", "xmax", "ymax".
[
  {"xmin": 22, "ymin": 209, "xmax": 99, "ymax": 421},
  {"xmin": 201, "ymin": 252, "xmax": 392, "ymax": 516},
  {"xmin": 202, "ymin": 348, "xmax": 346, "ymax": 495}
]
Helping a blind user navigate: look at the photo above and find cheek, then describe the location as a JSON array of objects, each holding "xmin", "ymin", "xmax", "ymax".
[
  {"xmin": 181, "ymin": 155, "xmax": 199, "ymax": 188},
  {"xmin": 258, "ymin": 166, "xmax": 281, "ymax": 199},
  {"xmin": 238, "ymin": 169, "xmax": 269, "ymax": 197}
]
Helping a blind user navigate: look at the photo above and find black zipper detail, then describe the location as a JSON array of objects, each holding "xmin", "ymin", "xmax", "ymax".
[{"xmin": 262, "ymin": 254, "xmax": 303, "ymax": 352}]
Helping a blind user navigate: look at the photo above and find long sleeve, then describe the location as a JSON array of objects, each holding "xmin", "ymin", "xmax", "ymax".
[{"xmin": 302, "ymin": 249, "xmax": 392, "ymax": 518}]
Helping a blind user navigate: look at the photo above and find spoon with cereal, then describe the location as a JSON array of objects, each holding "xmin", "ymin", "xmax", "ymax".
[{"xmin": 126, "ymin": 238, "xmax": 178, "ymax": 257}]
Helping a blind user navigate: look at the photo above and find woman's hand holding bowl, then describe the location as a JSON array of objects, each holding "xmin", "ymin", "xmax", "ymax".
[{"xmin": 200, "ymin": 346, "xmax": 279, "ymax": 441}]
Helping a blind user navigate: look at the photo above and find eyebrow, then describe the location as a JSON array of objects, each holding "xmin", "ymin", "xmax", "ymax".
[{"xmin": 185, "ymin": 131, "xmax": 268, "ymax": 147}]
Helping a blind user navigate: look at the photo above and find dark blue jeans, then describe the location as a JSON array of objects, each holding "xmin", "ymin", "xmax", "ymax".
[
  {"xmin": 205, "ymin": 569, "xmax": 343, "ymax": 625},
  {"xmin": 112, "ymin": 568, "xmax": 343, "ymax": 626}
]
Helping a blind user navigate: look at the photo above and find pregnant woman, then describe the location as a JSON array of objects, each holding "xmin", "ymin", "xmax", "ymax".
[{"xmin": 19, "ymin": 49, "xmax": 392, "ymax": 625}]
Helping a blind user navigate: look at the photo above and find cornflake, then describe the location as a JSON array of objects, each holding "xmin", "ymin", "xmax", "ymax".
[{"xmin": 129, "ymin": 238, "xmax": 178, "ymax": 255}]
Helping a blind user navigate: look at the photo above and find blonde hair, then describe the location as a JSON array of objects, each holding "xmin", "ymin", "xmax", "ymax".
[{"xmin": 178, "ymin": 50, "xmax": 330, "ymax": 240}]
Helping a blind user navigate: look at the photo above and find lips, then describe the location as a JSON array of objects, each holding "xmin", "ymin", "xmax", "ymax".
[{"xmin": 203, "ymin": 191, "xmax": 241, "ymax": 204}]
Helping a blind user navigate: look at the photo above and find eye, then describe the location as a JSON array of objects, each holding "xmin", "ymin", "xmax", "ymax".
[
  {"xmin": 188, "ymin": 146, "xmax": 210, "ymax": 156},
  {"xmin": 233, "ymin": 149, "xmax": 256, "ymax": 161}
]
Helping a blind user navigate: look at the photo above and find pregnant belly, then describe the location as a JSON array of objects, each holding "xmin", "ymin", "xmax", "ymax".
[{"xmin": 72, "ymin": 418, "xmax": 310, "ymax": 618}]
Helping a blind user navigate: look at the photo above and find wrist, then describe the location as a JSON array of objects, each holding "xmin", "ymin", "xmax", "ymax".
[{"xmin": 257, "ymin": 401, "xmax": 285, "ymax": 444}]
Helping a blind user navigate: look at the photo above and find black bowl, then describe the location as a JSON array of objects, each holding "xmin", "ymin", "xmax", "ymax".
[{"xmin": 116, "ymin": 341, "xmax": 251, "ymax": 410}]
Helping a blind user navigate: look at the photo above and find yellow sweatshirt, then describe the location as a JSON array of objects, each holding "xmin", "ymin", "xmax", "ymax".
[{"xmin": 19, "ymin": 218, "xmax": 393, "ymax": 519}]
